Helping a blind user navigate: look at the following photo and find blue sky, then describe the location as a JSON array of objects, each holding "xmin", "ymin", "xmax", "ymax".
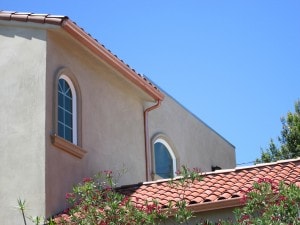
[{"xmin": 2, "ymin": 1, "xmax": 300, "ymax": 166}]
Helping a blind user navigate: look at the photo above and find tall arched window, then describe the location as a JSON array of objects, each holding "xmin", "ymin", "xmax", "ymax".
[
  {"xmin": 154, "ymin": 139, "xmax": 176, "ymax": 179},
  {"xmin": 57, "ymin": 75, "xmax": 77, "ymax": 144}
]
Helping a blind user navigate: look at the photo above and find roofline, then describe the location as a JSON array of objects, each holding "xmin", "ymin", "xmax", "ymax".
[
  {"xmin": 0, "ymin": 10, "xmax": 66, "ymax": 25},
  {"xmin": 165, "ymin": 198, "xmax": 243, "ymax": 215},
  {"xmin": 185, "ymin": 157, "xmax": 300, "ymax": 212},
  {"xmin": 121, "ymin": 157, "xmax": 300, "ymax": 215},
  {"xmin": 187, "ymin": 197, "xmax": 243, "ymax": 213},
  {"xmin": 61, "ymin": 19, "xmax": 164, "ymax": 101},
  {"xmin": 141, "ymin": 157, "xmax": 300, "ymax": 186},
  {"xmin": 0, "ymin": 11, "xmax": 164, "ymax": 101},
  {"xmin": 166, "ymin": 90, "xmax": 235, "ymax": 149},
  {"xmin": 227, "ymin": 157, "xmax": 300, "ymax": 173},
  {"xmin": 163, "ymin": 159, "xmax": 300, "ymax": 214},
  {"xmin": 137, "ymin": 75, "xmax": 235, "ymax": 149}
]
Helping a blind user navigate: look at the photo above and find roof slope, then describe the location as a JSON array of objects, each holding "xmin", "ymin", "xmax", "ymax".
[
  {"xmin": 0, "ymin": 10, "xmax": 164, "ymax": 101},
  {"xmin": 118, "ymin": 158, "xmax": 300, "ymax": 212}
]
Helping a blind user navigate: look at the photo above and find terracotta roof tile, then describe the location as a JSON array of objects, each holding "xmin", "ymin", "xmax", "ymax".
[
  {"xmin": 118, "ymin": 158, "xmax": 300, "ymax": 210},
  {"xmin": 205, "ymin": 194, "xmax": 218, "ymax": 202},
  {"xmin": 0, "ymin": 11, "xmax": 66, "ymax": 25}
]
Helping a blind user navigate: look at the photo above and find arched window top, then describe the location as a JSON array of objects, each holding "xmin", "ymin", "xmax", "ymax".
[
  {"xmin": 58, "ymin": 75, "xmax": 76, "ymax": 102},
  {"xmin": 52, "ymin": 68, "xmax": 85, "ymax": 158},
  {"xmin": 154, "ymin": 138, "xmax": 176, "ymax": 179},
  {"xmin": 57, "ymin": 74, "xmax": 77, "ymax": 145}
]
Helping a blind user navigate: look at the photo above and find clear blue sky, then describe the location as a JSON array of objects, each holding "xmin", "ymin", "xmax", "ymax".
[{"xmin": 2, "ymin": 1, "xmax": 300, "ymax": 166}]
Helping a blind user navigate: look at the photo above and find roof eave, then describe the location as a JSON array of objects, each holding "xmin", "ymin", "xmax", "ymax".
[
  {"xmin": 165, "ymin": 198, "xmax": 243, "ymax": 216},
  {"xmin": 61, "ymin": 19, "xmax": 164, "ymax": 101},
  {"xmin": 187, "ymin": 198, "xmax": 243, "ymax": 213}
]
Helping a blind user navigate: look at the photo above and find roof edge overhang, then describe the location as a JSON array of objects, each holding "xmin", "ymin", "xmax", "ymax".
[
  {"xmin": 165, "ymin": 197, "xmax": 243, "ymax": 216},
  {"xmin": 61, "ymin": 19, "xmax": 164, "ymax": 101},
  {"xmin": 187, "ymin": 197, "xmax": 243, "ymax": 213},
  {"xmin": 0, "ymin": 11, "xmax": 164, "ymax": 101}
]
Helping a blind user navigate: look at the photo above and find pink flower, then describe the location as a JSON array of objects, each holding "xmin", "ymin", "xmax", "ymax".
[
  {"xmin": 82, "ymin": 177, "xmax": 93, "ymax": 183},
  {"xmin": 104, "ymin": 170, "xmax": 112, "ymax": 176},
  {"xmin": 65, "ymin": 192, "xmax": 75, "ymax": 200}
]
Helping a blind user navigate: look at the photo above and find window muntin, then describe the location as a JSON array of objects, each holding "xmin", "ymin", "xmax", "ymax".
[
  {"xmin": 57, "ymin": 75, "xmax": 77, "ymax": 144},
  {"xmin": 154, "ymin": 139, "xmax": 176, "ymax": 179}
]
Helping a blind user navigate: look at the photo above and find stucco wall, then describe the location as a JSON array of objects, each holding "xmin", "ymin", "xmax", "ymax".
[
  {"xmin": 45, "ymin": 30, "xmax": 150, "ymax": 216},
  {"xmin": 0, "ymin": 24, "xmax": 47, "ymax": 225},
  {"xmin": 148, "ymin": 94, "xmax": 235, "ymax": 174}
]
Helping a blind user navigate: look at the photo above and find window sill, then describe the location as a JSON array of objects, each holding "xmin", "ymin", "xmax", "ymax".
[{"xmin": 51, "ymin": 134, "xmax": 87, "ymax": 159}]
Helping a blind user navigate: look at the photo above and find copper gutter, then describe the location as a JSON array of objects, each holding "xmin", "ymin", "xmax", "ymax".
[
  {"xmin": 144, "ymin": 100, "xmax": 161, "ymax": 181},
  {"xmin": 61, "ymin": 19, "xmax": 164, "ymax": 101}
]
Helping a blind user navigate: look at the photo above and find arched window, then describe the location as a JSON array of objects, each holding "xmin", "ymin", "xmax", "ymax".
[
  {"xmin": 154, "ymin": 139, "xmax": 176, "ymax": 179},
  {"xmin": 57, "ymin": 75, "xmax": 77, "ymax": 144}
]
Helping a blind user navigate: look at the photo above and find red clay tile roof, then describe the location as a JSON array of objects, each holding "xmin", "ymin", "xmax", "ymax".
[
  {"xmin": 0, "ymin": 10, "xmax": 66, "ymax": 24},
  {"xmin": 118, "ymin": 158, "xmax": 300, "ymax": 212},
  {"xmin": 0, "ymin": 10, "xmax": 164, "ymax": 101}
]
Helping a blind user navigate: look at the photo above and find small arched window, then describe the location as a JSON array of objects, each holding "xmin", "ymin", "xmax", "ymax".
[
  {"xmin": 57, "ymin": 75, "xmax": 77, "ymax": 144},
  {"xmin": 154, "ymin": 139, "xmax": 176, "ymax": 179}
]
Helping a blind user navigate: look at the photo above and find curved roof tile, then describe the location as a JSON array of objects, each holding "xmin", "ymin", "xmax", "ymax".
[{"xmin": 118, "ymin": 158, "xmax": 300, "ymax": 212}]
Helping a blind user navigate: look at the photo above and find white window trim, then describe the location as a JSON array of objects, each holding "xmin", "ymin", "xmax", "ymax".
[
  {"xmin": 59, "ymin": 74, "xmax": 77, "ymax": 145},
  {"xmin": 154, "ymin": 138, "xmax": 177, "ymax": 178}
]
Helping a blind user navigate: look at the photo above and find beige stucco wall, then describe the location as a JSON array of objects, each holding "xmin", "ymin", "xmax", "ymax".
[
  {"xmin": 148, "ymin": 94, "xmax": 235, "ymax": 174},
  {"xmin": 45, "ymin": 30, "xmax": 151, "ymax": 216},
  {"xmin": 0, "ymin": 23, "xmax": 47, "ymax": 225}
]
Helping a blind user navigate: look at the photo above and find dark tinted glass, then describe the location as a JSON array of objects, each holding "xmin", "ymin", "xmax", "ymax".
[
  {"xmin": 65, "ymin": 127, "xmax": 73, "ymax": 142},
  {"xmin": 57, "ymin": 78, "xmax": 73, "ymax": 143},
  {"xmin": 65, "ymin": 111, "xmax": 72, "ymax": 127},
  {"xmin": 154, "ymin": 142, "xmax": 173, "ymax": 178}
]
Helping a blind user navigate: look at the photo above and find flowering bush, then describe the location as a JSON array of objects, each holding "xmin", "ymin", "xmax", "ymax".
[
  {"xmin": 53, "ymin": 170, "xmax": 167, "ymax": 225},
  {"xmin": 232, "ymin": 178, "xmax": 300, "ymax": 225},
  {"xmin": 19, "ymin": 168, "xmax": 300, "ymax": 225},
  {"xmin": 195, "ymin": 179, "xmax": 300, "ymax": 225},
  {"xmin": 52, "ymin": 166, "xmax": 203, "ymax": 225}
]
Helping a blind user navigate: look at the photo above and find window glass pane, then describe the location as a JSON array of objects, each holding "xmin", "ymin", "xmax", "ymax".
[
  {"xmin": 57, "ymin": 77, "xmax": 75, "ymax": 144},
  {"xmin": 58, "ymin": 79, "xmax": 63, "ymax": 92},
  {"xmin": 155, "ymin": 142, "xmax": 173, "ymax": 178},
  {"xmin": 61, "ymin": 79, "xmax": 66, "ymax": 92},
  {"xmin": 65, "ymin": 88, "xmax": 72, "ymax": 98},
  {"xmin": 65, "ymin": 111, "xmax": 72, "ymax": 127},
  {"xmin": 65, "ymin": 127, "xmax": 73, "ymax": 142},
  {"xmin": 65, "ymin": 96, "xmax": 72, "ymax": 112},
  {"xmin": 58, "ymin": 123, "xmax": 64, "ymax": 138},
  {"xmin": 58, "ymin": 92, "xmax": 64, "ymax": 107},
  {"xmin": 58, "ymin": 107, "xmax": 64, "ymax": 123}
]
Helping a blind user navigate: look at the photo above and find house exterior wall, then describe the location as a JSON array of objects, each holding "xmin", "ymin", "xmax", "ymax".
[
  {"xmin": 0, "ymin": 24, "xmax": 47, "ymax": 225},
  {"xmin": 45, "ymin": 30, "xmax": 150, "ymax": 216},
  {"xmin": 148, "ymin": 94, "xmax": 235, "ymax": 174},
  {"xmin": 0, "ymin": 20, "xmax": 236, "ymax": 224}
]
